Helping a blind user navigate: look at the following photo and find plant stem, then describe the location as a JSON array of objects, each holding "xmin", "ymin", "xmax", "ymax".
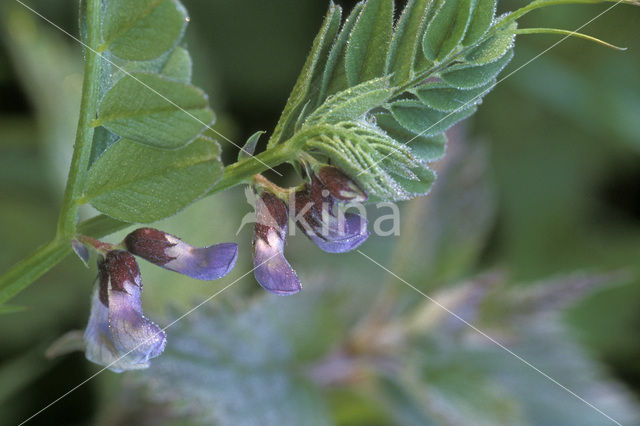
[
  {"xmin": 0, "ymin": 0, "xmax": 102, "ymax": 306},
  {"xmin": 56, "ymin": 0, "xmax": 102, "ymax": 238},
  {"xmin": 207, "ymin": 139, "xmax": 301, "ymax": 195},
  {"xmin": 0, "ymin": 239, "xmax": 71, "ymax": 305}
]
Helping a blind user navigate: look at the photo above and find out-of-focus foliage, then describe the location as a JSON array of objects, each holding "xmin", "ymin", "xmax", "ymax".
[{"xmin": 0, "ymin": 0, "xmax": 639, "ymax": 425}]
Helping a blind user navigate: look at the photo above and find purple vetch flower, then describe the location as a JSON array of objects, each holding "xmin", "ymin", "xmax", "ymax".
[
  {"xmin": 293, "ymin": 170, "xmax": 369, "ymax": 253},
  {"xmin": 253, "ymin": 192, "xmax": 301, "ymax": 295},
  {"xmin": 124, "ymin": 228, "xmax": 238, "ymax": 281},
  {"xmin": 84, "ymin": 250, "xmax": 165, "ymax": 372}
]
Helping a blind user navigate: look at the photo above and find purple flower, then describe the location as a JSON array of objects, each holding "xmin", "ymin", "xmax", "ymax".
[
  {"xmin": 124, "ymin": 228, "xmax": 238, "ymax": 281},
  {"xmin": 293, "ymin": 170, "xmax": 369, "ymax": 253},
  {"xmin": 253, "ymin": 192, "xmax": 301, "ymax": 295},
  {"xmin": 84, "ymin": 251, "xmax": 165, "ymax": 372}
]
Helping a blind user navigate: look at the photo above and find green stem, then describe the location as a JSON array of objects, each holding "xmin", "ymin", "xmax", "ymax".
[
  {"xmin": 0, "ymin": 0, "xmax": 103, "ymax": 306},
  {"xmin": 207, "ymin": 141, "xmax": 300, "ymax": 195},
  {"xmin": 0, "ymin": 239, "xmax": 71, "ymax": 305},
  {"xmin": 56, "ymin": 0, "xmax": 102, "ymax": 238}
]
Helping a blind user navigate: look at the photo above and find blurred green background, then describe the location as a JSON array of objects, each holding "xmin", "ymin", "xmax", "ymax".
[{"xmin": 0, "ymin": 0, "xmax": 639, "ymax": 424}]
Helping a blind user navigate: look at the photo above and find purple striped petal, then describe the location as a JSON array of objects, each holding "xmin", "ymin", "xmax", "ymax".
[{"xmin": 294, "ymin": 188, "xmax": 369, "ymax": 253}]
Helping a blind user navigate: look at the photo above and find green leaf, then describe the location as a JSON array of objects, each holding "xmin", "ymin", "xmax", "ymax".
[
  {"xmin": 387, "ymin": 0, "xmax": 434, "ymax": 85},
  {"xmin": 387, "ymin": 340, "xmax": 524, "ymax": 426},
  {"xmin": 102, "ymin": 0, "xmax": 188, "ymax": 61},
  {"xmin": 345, "ymin": 0, "xmax": 394, "ymax": 84},
  {"xmin": 320, "ymin": 2, "xmax": 365, "ymax": 100},
  {"xmin": 422, "ymin": 0, "xmax": 472, "ymax": 62},
  {"xmin": 89, "ymin": 126, "xmax": 119, "ymax": 167},
  {"xmin": 95, "ymin": 72, "xmax": 214, "ymax": 149},
  {"xmin": 238, "ymin": 130, "xmax": 265, "ymax": 161},
  {"xmin": 462, "ymin": 0, "xmax": 497, "ymax": 46},
  {"xmin": 305, "ymin": 77, "xmax": 392, "ymax": 126},
  {"xmin": 376, "ymin": 113, "xmax": 447, "ymax": 162},
  {"xmin": 465, "ymin": 22, "xmax": 517, "ymax": 65},
  {"xmin": 138, "ymin": 304, "xmax": 332, "ymax": 425},
  {"xmin": 441, "ymin": 49, "xmax": 513, "ymax": 89},
  {"xmin": 414, "ymin": 79, "xmax": 495, "ymax": 112},
  {"xmin": 389, "ymin": 100, "xmax": 477, "ymax": 136},
  {"xmin": 389, "ymin": 165, "xmax": 436, "ymax": 195},
  {"xmin": 84, "ymin": 136, "xmax": 222, "ymax": 223},
  {"xmin": 161, "ymin": 46, "xmax": 192, "ymax": 83},
  {"xmin": 269, "ymin": 4, "xmax": 342, "ymax": 146}
]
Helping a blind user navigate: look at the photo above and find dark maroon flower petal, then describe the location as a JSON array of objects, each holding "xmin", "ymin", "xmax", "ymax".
[
  {"xmin": 316, "ymin": 166, "xmax": 367, "ymax": 202},
  {"xmin": 125, "ymin": 228, "xmax": 238, "ymax": 281}
]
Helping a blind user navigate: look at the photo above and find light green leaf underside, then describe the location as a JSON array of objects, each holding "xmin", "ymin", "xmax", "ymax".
[
  {"xmin": 441, "ymin": 48, "xmax": 514, "ymax": 89},
  {"xmin": 414, "ymin": 79, "xmax": 495, "ymax": 112},
  {"xmin": 376, "ymin": 112, "xmax": 447, "ymax": 162},
  {"xmin": 102, "ymin": 0, "xmax": 188, "ymax": 61},
  {"xmin": 390, "ymin": 100, "xmax": 477, "ymax": 137},
  {"xmin": 305, "ymin": 77, "xmax": 393, "ymax": 126},
  {"xmin": 95, "ymin": 72, "xmax": 214, "ymax": 149},
  {"xmin": 85, "ymin": 136, "xmax": 222, "ymax": 223}
]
